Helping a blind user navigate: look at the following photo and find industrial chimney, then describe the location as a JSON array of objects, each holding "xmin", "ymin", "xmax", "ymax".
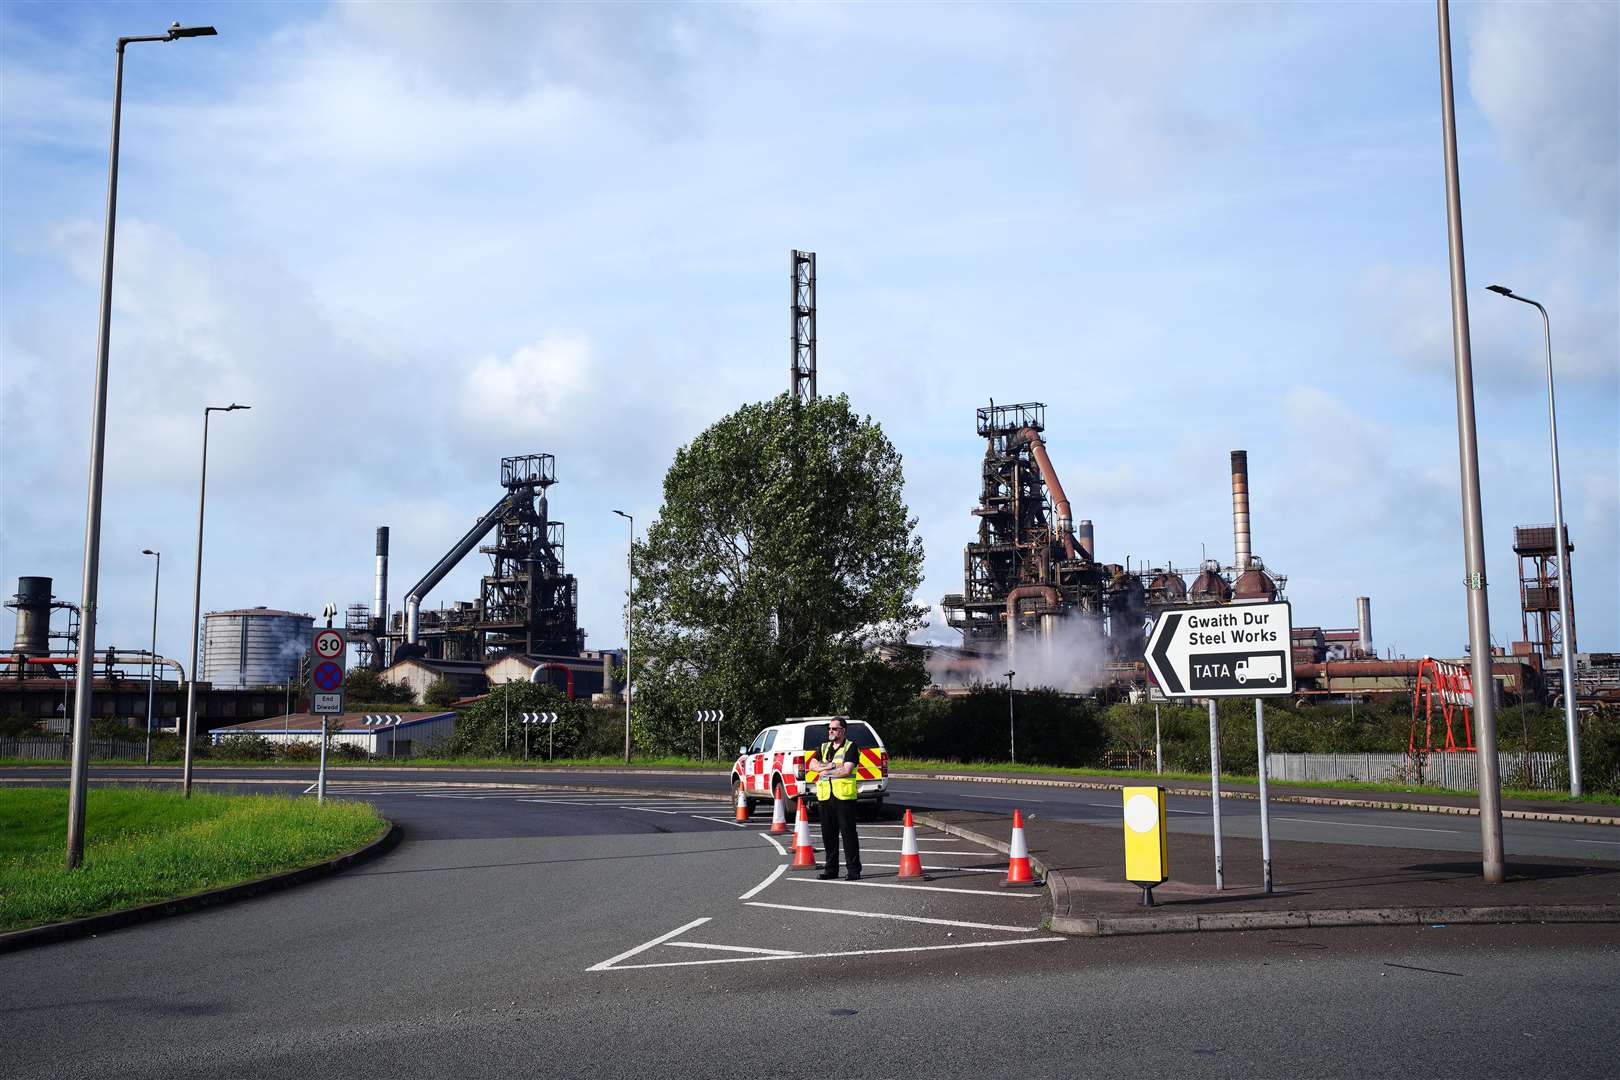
[
  {"xmin": 7, "ymin": 577, "xmax": 53, "ymax": 662},
  {"xmin": 1076, "ymin": 520, "xmax": 1095, "ymax": 561},
  {"xmin": 1356, "ymin": 596, "xmax": 1373, "ymax": 658},
  {"xmin": 373, "ymin": 527, "xmax": 389, "ymax": 668},
  {"xmin": 1230, "ymin": 450, "xmax": 1251, "ymax": 573}
]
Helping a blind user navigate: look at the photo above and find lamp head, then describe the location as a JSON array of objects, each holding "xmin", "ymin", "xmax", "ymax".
[
  {"xmin": 167, "ymin": 23, "xmax": 217, "ymax": 39},
  {"xmin": 613, "ymin": 509, "xmax": 630, "ymax": 520},
  {"xmin": 1486, "ymin": 285, "xmax": 1514, "ymax": 296},
  {"xmin": 142, "ymin": 548, "xmax": 156, "ymax": 555}
]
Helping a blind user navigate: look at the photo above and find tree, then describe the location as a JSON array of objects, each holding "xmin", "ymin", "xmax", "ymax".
[
  {"xmin": 346, "ymin": 667, "xmax": 416, "ymax": 707},
  {"xmin": 631, "ymin": 393, "xmax": 926, "ymax": 754},
  {"xmin": 423, "ymin": 677, "xmax": 459, "ymax": 708}
]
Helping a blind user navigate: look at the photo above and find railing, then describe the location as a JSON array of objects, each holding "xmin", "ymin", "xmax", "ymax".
[
  {"xmin": 0, "ymin": 736, "xmax": 150, "ymax": 761},
  {"xmin": 1265, "ymin": 751, "xmax": 1565, "ymax": 791}
]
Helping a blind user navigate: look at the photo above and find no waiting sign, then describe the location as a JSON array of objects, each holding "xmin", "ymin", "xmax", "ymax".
[
  {"xmin": 1145, "ymin": 600, "xmax": 1294, "ymax": 698},
  {"xmin": 310, "ymin": 627, "xmax": 346, "ymax": 715}
]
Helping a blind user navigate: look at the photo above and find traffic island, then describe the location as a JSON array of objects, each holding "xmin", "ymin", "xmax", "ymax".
[{"xmin": 914, "ymin": 808, "xmax": 1620, "ymax": 937}]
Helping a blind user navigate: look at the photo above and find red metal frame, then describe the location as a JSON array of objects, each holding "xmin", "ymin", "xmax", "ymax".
[{"xmin": 1410, "ymin": 657, "xmax": 1475, "ymax": 753}]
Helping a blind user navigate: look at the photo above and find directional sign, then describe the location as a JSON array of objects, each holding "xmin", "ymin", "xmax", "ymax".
[
  {"xmin": 1145, "ymin": 601, "xmax": 1294, "ymax": 698},
  {"xmin": 520, "ymin": 712, "xmax": 558, "ymax": 725},
  {"xmin": 313, "ymin": 628, "xmax": 344, "ymax": 660}
]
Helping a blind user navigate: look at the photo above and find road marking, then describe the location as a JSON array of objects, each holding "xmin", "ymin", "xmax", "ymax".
[
  {"xmin": 783, "ymin": 877, "xmax": 1039, "ymax": 898},
  {"xmin": 851, "ymin": 846, "xmax": 986, "ymax": 855},
  {"xmin": 1274, "ymin": 816, "xmax": 1455, "ymax": 835},
  {"xmin": 303, "ymin": 783, "xmax": 317, "ymax": 794},
  {"xmin": 740, "ymin": 862, "xmax": 789, "ymax": 900},
  {"xmin": 955, "ymin": 793, "xmax": 1049, "ymax": 803},
  {"xmin": 859, "ymin": 862, "xmax": 1002, "ymax": 873},
  {"xmin": 597, "ymin": 936, "xmax": 1063, "ymax": 971},
  {"xmin": 666, "ymin": 941, "xmax": 801, "ymax": 956},
  {"xmin": 621, "ymin": 806, "xmax": 683, "ymax": 815},
  {"xmin": 744, "ymin": 902, "xmax": 1038, "ymax": 933},
  {"xmin": 692, "ymin": 814, "xmax": 747, "ymax": 828},
  {"xmin": 587, "ymin": 917, "xmax": 711, "ymax": 972}
]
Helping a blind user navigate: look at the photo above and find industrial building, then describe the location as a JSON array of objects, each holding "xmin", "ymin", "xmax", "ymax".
[
  {"xmin": 201, "ymin": 607, "xmax": 314, "ymax": 689},
  {"xmin": 939, "ymin": 403, "xmax": 1283, "ymax": 675},
  {"xmin": 211, "ymin": 711, "xmax": 456, "ymax": 757}
]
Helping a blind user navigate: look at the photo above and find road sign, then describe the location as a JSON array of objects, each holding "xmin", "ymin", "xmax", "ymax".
[
  {"xmin": 1144, "ymin": 601, "xmax": 1294, "ymax": 698},
  {"xmin": 309, "ymin": 627, "xmax": 346, "ymax": 715},
  {"xmin": 313, "ymin": 628, "xmax": 344, "ymax": 660}
]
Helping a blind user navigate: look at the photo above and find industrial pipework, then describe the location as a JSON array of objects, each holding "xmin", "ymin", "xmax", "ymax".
[
  {"xmin": 373, "ymin": 527, "xmax": 389, "ymax": 666},
  {"xmin": 1019, "ymin": 428, "xmax": 1076, "ymax": 559}
]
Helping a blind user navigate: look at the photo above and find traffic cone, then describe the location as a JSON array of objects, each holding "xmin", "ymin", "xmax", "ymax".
[
  {"xmin": 896, "ymin": 809, "xmax": 926, "ymax": 880},
  {"xmin": 789, "ymin": 798, "xmax": 818, "ymax": 871},
  {"xmin": 769, "ymin": 792, "xmax": 789, "ymax": 834},
  {"xmin": 735, "ymin": 787, "xmax": 751, "ymax": 822},
  {"xmin": 1001, "ymin": 809, "xmax": 1038, "ymax": 887}
]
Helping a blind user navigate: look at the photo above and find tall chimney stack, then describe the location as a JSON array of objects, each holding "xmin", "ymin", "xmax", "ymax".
[
  {"xmin": 373, "ymin": 527, "xmax": 390, "ymax": 668},
  {"xmin": 1076, "ymin": 519, "xmax": 1095, "ymax": 561},
  {"xmin": 1356, "ymin": 596, "xmax": 1373, "ymax": 658},
  {"xmin": 1230, "ymin": 450, "xmax": 1251, "ymax": 573}
]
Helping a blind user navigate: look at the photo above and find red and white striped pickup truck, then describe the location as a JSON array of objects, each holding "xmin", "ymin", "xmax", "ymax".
[{"xmin": 731, "ymin": 716, "xmax": 889, "ymax": 812}]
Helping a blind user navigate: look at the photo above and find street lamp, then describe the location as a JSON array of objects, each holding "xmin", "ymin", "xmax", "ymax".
[
  {"xmin": 181, "ymin": 403, "xmax": 249, "ymax": 797},
  {"xmin": 65, "ymin": 21, "xmax": 218, "ymax": 870},
  {"xmin": 141, "ymin": 549, "xmax": 160, "ymax": 766},
  {"xmin": 612, "ymin": 510, "xmax": 634, "ymax": 764},
  {"xmin": 1004, "ymin": 669, "xmax": 1016, "ymax": 764},
  {"xmin": 1486, "ymin": 284, "xmax": 1582, "ymax": 796}
]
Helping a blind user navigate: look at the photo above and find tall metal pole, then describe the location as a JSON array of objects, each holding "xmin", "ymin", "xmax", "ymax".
[
  {"xmin": 1256, "ymin": 698, "xmax": 1272, "ymax": 895},
  {"xmin": 1004, "ymin": 670, "xmax": 1016, "ymax": 764},
  {"xmin": 1208, "ymin": 698, "xmax": 1224, "ymax": 890},
  {"xmin": 182, "ymin": 403, "xmax": 247, "ymax": 798},
  {"xmin": 614, "ymin": 510, "xmax": 634, "ymax": 763},
  {"xmin": 142, "ymin": 550, "xmax": 160, "ymax": 766},
  {"xmin": 1436, "ymin": 0, "xmax": 1505, "ymax": 882},
  {"xmin": 1486, "ymin": 287, "xmax": 1582, "ymax": 796},
  {"xmin": 1154, "ymin": 703, "xmax": 1163, "ymax": 774},
  {"xmin": 63, "ymin": 23, "xmax": 217, "ymax": 868}
]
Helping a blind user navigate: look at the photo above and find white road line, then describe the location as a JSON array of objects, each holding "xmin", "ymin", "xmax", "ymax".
[
  {"xmin": 621, "ymin": 806, "xmax": 683, "ymax": 815},
  {"xmin": 744, "ymin": 902, "xmax": 1038, "ymax": 933},
  {"xmin": 954, "ymin": 793, "xmax": 1049, "ymax": 803},
  {"xmin": 599, "ymin": 936, "xmax": 1063, "ymax": 971},
  {"xmin": 692, "ymin": 815, "xmax": 747, "ymax": 828},
  {"xmin": 852, "ymin": 846, "xmax": 986, "ymax": 855},
  {"xmin": 739, "ymin": 862, "xmax": 789, "ymax": 900},
  {"xmin": 666, "ymin": 941, "xmax": 801, "ymax": 956},
  {"xmin": 587, "ymin": 917, "xmax": 710, "ymax": 972},
  {"xmin": 783, "ymin": 877, "xmax": 1038, "ymax": 898},
  {"xmin": 1274, "ymin": 816, "xmax": 1455, "ymax": 835},
  {"xmin": 860, "ymin": 862, "xmax": 1002, "ymax": 873},
  {"xmin": 302, "ymin": 783, "xmax": 317, "ymax": 794}
]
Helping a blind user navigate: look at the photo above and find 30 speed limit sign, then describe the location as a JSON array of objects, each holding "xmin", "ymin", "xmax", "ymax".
[{"xmin": 313, "ymin": 628, "xmax": 344, "ymax": 660}]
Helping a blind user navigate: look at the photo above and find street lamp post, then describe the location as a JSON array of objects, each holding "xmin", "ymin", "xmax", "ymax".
[
  {"xmin": 181, "ymin": 403, "xmax": 249, "ymax": 797},
  {"xmin": 1004, "ymin": 670, "xmax": 1016, "ymax": 764},
  {"xmin": 1487, "ymin": 284, "xmax": 1582, "ymax": 796},
  {"xmin": 141, "ymin": 549, "xmax": 160, "ymax": 766},
  {"xmin": 613, "ymin": 510, "xmax": 634, "ymax": 764},
  {"xmin": 65, "ymin": 21, "xmax": 217, "ymax": 869},
  {"xmin": 1435, "ymin": 0, "xmax": 1504, "ymax": 883}
]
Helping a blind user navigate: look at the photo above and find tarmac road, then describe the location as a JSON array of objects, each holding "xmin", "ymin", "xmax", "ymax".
[
  {"xmin": 2, "ymin": 778, "xmax": 1616, "ymax": 1079},
  {"xmin": 5, "ymin": 763, "xmax": 1615, "ymax": 862}
]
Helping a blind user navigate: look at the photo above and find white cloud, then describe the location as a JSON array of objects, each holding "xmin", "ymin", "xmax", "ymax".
[
  {"xmin": 1469, "ymin": 0, "xmax": 1619, "ymax": 242},
  {"xmin": 457, "ymin": 334, "xmax": 595, "ymax": 438}
]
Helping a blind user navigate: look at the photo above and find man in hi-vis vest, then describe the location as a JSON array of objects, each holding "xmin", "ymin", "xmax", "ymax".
[{"xmin": 807, "ymin": 718, "xmax": 861, "ymax": 880}]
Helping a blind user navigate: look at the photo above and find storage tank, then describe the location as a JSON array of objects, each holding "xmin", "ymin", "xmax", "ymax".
[{"xmin": 202, "ymin": 607, "xmax": 314, "ymax": 689}]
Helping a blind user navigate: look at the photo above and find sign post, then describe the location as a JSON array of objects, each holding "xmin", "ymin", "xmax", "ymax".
[
  {"xmin": 1145, "ymin": 600, "xmax": 1292, "ymax": 892},
  {"xmin": 309, "ymin": 626, "xmax": 346, "ymax": 803}
]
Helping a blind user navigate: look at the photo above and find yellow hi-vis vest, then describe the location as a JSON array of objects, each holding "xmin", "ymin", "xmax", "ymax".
[{"xmin": 816, "ymin": 740, "xmax": 859, "ymax": 801}]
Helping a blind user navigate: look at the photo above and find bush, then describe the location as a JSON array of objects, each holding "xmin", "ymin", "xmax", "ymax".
[
  {"xmin": 346, "ymin": 668, "xmax": 416, "ymax": 707},
  {"xmin": 423, "ymin": 678, "xmax": 458, "ymax": 708},
  {"xmin": 212, "ymin": 733, "xmax": 276, "ymax": 761}
]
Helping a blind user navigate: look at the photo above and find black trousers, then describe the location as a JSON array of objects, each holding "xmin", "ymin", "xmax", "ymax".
[{"xmin": 819, "ymin": 797, "xmax": 860, "ymax": 875}]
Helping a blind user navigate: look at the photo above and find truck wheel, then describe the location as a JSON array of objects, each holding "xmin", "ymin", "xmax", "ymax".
[{"xmin": 772, "ymin": 777, "xmax": 789, "ymax": 810}]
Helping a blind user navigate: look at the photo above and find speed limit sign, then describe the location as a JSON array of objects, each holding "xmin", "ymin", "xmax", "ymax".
[{"xmin": 313, "ymin": 628, "xmax": 344, "ymax": 660}]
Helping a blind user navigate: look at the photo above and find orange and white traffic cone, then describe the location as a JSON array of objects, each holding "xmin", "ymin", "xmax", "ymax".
[
  {"xmin": 769, "ymin": 792, "xmax": 789, "ymax": 834},
  {"xmin": 896, "ymin": 808, "xmax": 926, "ymax": 880},
  {"xmin": 789, "ymin": 798, "xmax": 818, "ymax": 871},
  {"xmin": 735, "ymin": 787, "xmax": 751, "ymax": 822},
  {"xmin": 1001, "ymin": 808, "xmax": 1038, "ymax": 887}
]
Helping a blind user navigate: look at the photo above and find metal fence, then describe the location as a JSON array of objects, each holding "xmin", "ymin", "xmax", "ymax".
[
  {"xmin": 1265, "ymin": 751, "xmax": 1565, "ymax": 791},
  {"xmin": 0, "ymin": 736, "xmax": 151, "ymax": 761}
]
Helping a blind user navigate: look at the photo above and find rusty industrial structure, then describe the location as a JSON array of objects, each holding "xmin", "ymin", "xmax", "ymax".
[
  {"xmin": 940, "ymin": 403, "xmax": 1283, "ymax": 671},
  {"xmin": 1514, "ymin": 523, "xmax": 1576, "ymax": 663},
  {"xmin": 375, "ymin": 454, "xmax": 585, "ymax": 663}
]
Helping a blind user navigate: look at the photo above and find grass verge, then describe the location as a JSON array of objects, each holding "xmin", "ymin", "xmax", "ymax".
[{"xmin": 0, "ymin": 787, "xmax": 386, "ymax": 932}]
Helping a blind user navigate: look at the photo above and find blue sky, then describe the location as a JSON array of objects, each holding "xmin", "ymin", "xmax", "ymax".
[{"xmin": 2, "ymin": 1, "xmax": 1615, "ymax": 669}]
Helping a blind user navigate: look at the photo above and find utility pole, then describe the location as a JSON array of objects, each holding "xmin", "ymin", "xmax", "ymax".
[
  {"xmin": 791, "ymin": 250, "xmax": 816, "ymax": 405},
  {"xmin": 1004, "ymin": 670, "xmax": 1016, "ymax": 764},
  {"xmin": 1436, "ymin": 0, "xmax": 1505, "ymax": 882}
]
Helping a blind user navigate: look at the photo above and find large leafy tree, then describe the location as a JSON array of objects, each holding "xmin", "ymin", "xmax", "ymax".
[{"xmin": 631, "ymin": 393, "xmax": 925, "ymax": 753}]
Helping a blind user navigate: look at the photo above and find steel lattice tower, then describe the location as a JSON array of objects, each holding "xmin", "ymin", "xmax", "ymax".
[{"xmin": 791, "ymin": 250, "xmax": 816, "ymax": 405}]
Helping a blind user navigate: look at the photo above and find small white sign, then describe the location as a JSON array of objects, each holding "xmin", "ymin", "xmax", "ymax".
[{"xmin": 313, "ymin": 692, "xmax": 343, "ymax": 715}]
